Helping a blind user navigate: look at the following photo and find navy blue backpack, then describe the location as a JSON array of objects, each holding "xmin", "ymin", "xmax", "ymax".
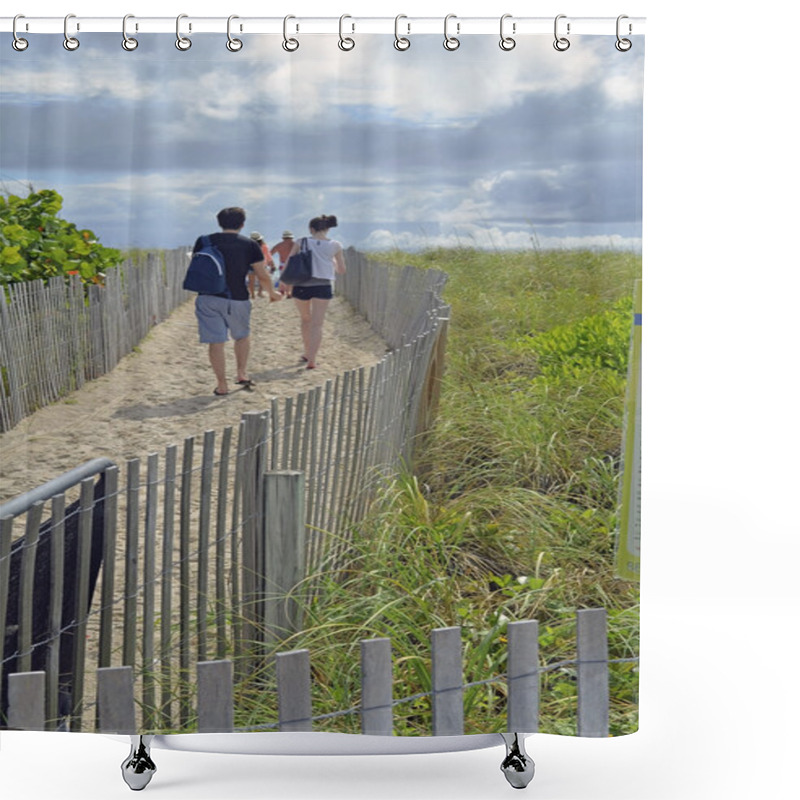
[{"xmin": 183, "ymin": 235, "xmax": 229, "ymax": 296}]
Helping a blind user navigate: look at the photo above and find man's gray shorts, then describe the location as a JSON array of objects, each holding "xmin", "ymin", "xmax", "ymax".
[{"xmin": 195, "ymin": 295, "xmax": 251, "ymax": 343}]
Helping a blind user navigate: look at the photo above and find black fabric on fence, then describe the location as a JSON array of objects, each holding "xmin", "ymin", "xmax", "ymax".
[{"xmin": 1, "ymin": 476, "xmax": 106, "ymax": 727}]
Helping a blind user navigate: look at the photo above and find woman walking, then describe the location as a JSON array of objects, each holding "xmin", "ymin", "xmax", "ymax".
[{"xmin": 285, "ymin": 215, "xmax": 346, "ymax": 369}]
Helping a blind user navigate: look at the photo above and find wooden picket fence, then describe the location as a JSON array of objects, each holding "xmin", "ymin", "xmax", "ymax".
[
  {"xmin": 0, "ymin": 249, "xmax": 190, "ymax": 432},
  {"xmin": 1, "ymin": 253, "xmax": 452, "ymax": 733},
  {"xmin": 6, "ymin": 609, "xmax": 614, "ymax": 738},
  {"xmin": 0, "ymin": 246, "xmax": 448, "ymax": 434}
]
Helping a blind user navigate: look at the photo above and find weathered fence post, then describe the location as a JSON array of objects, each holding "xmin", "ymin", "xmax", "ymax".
[
  {"xmin": 142, "ymin": 453, "xmax": 159, "ymax": 730},
  {"xmin": 361, "ymin": 638, "xmax": 393, "ymax": 735},
  {"xmin": 98, "ymin": 465, "xmax": 119, "ymax": 673},
  {"xmin": 261, "ymin": 471, "xmax": 306, "ymax": 646},
  {"xmin": 8, "ymin": 671, "xmax": 45, "ymax": 730},
  {"xmin": 160, "ymin": 446, "xmax": 177, "ymax": 729},
  {"xmin": 8, "ymin": 670, "xmax": 45, "ymax": 731},
  {"xmin": 45, "ymin": 494, "xmax": 65, "ymax": 731},
  {"xmin": 96, "ymin": 666, "xmax": 137, "ymax": 734},
  {"xmin": 577, "ymin": 608, "xmax": 609, "ymax": 737},
  {"xmin": 178, "ymin": 438, "xmax": 194, "ymax": 727},
  {"xmin": 17, "ymin": 502, "xmax": 44, "ymax": 675},
  {"xmin": 413, "ymin": 317, "xmax": 449, "ymax": 456},
  {"xmin": 239, "ymin": 411, "xmax": 269, "ymax": 661},
  {"xmin": 197, "ymin": 431, "xmax": 216, "ymax": 664},
  {"xmin": 507, "ymin": 620, "xmax": 539, "ymax": 733},
  {"xmin": 69, "ymin": 478, "xmax": 95, "ymax": 732},
  {"xmin": 197, "ymin": 660, "xmax": 234, "ymax": 733},
  {"xmin": 276, "ymin": 649, "xmax": 312, "ymax": 732},
  {"xmin": 431, "ymin": 626, "xmax": 464, "ymax": 736},
  {"xmin": 123, "ymin": 458, "xmax": 140, "ymax": 672},
  {"xmin": 0, "ymin": 518, "xmax": 12, "ymax": 710}
]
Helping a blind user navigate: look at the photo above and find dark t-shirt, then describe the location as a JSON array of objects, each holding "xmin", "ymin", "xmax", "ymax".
[{"xmin": 192, "ymin": 232, "xmax": 264, "ymax": 301}]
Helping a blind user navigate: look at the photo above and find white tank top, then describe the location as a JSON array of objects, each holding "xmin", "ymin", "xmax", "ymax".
[{"xmin": 308, "ymin": 238, "xmax": 341, "ymax": 281}]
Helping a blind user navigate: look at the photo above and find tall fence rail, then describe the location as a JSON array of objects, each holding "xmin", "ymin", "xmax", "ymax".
[
  {"xmin": 0, "ymin": 248, "xmax": 190, "ymax": 432},
  {"xmin": 1, "ymin": 250, "xmax": 453, "ymax": 732},
  {"xmin": 6, "ymin": 609, "xmax": 627, "ymax": 738}
]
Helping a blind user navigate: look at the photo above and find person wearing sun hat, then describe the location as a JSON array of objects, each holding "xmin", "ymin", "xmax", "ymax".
[
  {"xmin": 270, "ymin": 230, "xmax": 296, "ymax": 296},
  {"xmin": 270, "ymin": 230, "xmax": 296, "ymax": 272},
  {"xmin": 247, "ymin": 231, "xmax": 275, "ymax": 298}
]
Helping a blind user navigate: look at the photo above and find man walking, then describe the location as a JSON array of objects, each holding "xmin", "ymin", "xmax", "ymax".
[
  {"xmin": 193, "ymin": 207, "xmax": 282, "ymax": 396},
  {"xmin": 270, "ymin": 230, "xmax": 296, "ymax": 272}
]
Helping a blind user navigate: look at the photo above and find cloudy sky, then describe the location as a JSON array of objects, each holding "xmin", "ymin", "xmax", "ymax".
[{"xmin": 0, "ymin": 32, "xmax": 643, "ymax": 252}]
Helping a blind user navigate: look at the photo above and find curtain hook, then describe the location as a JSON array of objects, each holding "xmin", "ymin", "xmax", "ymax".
[
  {"xmin": 226, "ymin": 15, "xmax": 243, "ymax": 51},
  {"xmin": 63, "ymin": 13, "xmax": 80, "ymax": 51},
  {"xmin": 12, "ymin": 15, "xmax": 29, "ymax": 51},
  {"xmin": 338, "ymin": 14, "xmax": 355, "ymax": 51},
  {"xmin": 443, "ymin": 14, "xmax": 460, "ymax": 51},
  {"xmin": 554, "ymin": 14, "xmax": 570, "ymax": 51},
  {"xmin": 394, "ymin": 14, "xmax": 410, "ymax": 51},
  {"xmin": 283, "ymin": 15, "xmax": 299, "ymax": 52},
  {"xmin": 615, "ymin": 14, "xmax": 632, "ymax": 51},
  {"xmin": 122, "ymin": 14, "xmax": 138, "ymax": 51},
  {"xmin": 499, "ymin": 14, "xmax": 516, "ymax": 51},
  {"xmin": 176, "ymin": 14, "xmax": 192, "ymax": 50}
]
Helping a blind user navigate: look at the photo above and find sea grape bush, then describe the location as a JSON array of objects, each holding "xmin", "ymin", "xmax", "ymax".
[
  {"xmin": 0, "ymin": 189, "xmax": 121, "ymax": 289},
  {"xmin": 522, "ymin": 296, "xmax": 633, "ymax": 380}
]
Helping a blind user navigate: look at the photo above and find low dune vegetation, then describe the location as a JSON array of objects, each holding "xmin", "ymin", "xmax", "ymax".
[{"xmin": 232, "ymin": 247, "xmax": 642, "ymax": 737}]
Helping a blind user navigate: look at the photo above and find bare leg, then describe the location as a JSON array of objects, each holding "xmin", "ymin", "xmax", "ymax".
[
  {"xmin": 294, "ymin": 297, "xmax": 313, "ymax": 361},
  {"xmin": 208, "ymin": 342, "xmax": 228, "ymax": 394},
  {"xmin": 306, "ymin": 298, "xmax": 330, "ymax": 367},
  {"xmin": 233, "ymin": 335, "xmax": 251, "ymax": 382}
]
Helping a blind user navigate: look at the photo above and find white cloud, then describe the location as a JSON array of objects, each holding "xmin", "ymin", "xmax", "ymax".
[
  {"xmin": 603, "ymin": 72, "xmax": 645, "ymax": 108},
  {"xmin": 3, "ymin": 65, "xmax": 157, "ymax": 103},
  {"xmin": 2, "ymin": 35, "xmax": 642, "ymax": 127}
]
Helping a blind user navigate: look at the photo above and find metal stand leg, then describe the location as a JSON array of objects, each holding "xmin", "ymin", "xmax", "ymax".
[
  {"xmin": 500, "ymin": 733, "xmax": 535, "ymax": 790},
  {"xmin": 121, "ymin": 735, "xmax": 157, "ymax": 791}
]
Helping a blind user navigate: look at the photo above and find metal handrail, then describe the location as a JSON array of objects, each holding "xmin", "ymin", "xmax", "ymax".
[{"xmin": 0, "ymin": 457, "xmax": 115, "ymax": 520}]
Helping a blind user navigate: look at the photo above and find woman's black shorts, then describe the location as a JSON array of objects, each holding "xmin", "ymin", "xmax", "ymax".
[{"xmin": 291, "ymin": 283, "xmax": 333, "ymax": 301}]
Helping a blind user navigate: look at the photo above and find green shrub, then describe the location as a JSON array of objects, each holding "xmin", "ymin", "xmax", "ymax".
[
  {"xmin": 0, "ymin": 188, "xmax": 121, "ymax": 289},
  {"xmin": 518, "ymin": 295, "xmax": 633, "ymax": 380}
]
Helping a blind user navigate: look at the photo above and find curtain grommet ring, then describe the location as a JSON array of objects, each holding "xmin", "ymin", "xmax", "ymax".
[
  {"xmin": 394, "ymin": 15, "xmax": 410, "ymax": 51},
  {"xmin": 443, "ymin": 14, "xmax": 460, "ymax": 51},
  {"xmin": 499, "ymin": 14, "xmax": 516, "ymax": 51},
  {"xmin": 226, "ymin": 15, "xmax": 243, "ymax": 51},
  {"xmin": 63, "ymin": 14, "xmax": 80, "ymax": 51},
  {"xmin": 12, "ymin": 15, "xmax": 29, "ymax": 51},
  {"xmin": 282, "ymin": 15, "xmax": 299, "ymax": 52},
  {"xmin": 122, "ymin": 14, "xmax": 138, "ymax": 51},
  {"xmin": 176, "ymin": 14, "xmax": 192, "ymax": 50},
  {"xmin": 615, "ymin": 15, "xmax": 632, "ymax": 51},
  {"xmin": 554, "ymin": 14, "xmax": 570, "ymax": 52},
  {"xmin": 338, "ymin": 14, "xmax": 355, "ymax": 51}
]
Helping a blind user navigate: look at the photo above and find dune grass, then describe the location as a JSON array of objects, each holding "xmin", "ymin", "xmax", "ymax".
[{"xmin": 232, "ymin": 247, "xmax": 642, "ymax": 737}]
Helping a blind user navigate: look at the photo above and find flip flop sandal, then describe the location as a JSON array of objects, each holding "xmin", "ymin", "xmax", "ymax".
[
  {"xmin": 213, "ymin": 388, "xmax": 229, "ymax": 396},
  {"xmin": 236, "ymin": 378, "xmax": 255, "ymax": 387}
]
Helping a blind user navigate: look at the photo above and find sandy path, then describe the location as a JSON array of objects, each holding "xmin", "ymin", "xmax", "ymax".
[{"xmin": 0, "ymin": 294, "xmax": 389, "ymax": 503}]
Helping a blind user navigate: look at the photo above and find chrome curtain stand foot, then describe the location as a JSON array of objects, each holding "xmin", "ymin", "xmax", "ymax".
[
  {"xmin": 121, "ymin": 735, "xmax": 157, "ymax": 791},
  {"xmin": 500, "ymin": 733, "xmax": 535, "ymax": 790}
]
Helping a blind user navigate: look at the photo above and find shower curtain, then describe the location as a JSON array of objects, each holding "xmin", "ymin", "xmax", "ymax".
[{"xmin": 0, "ymin": 14, "xmax": 643, "ymax": 793}]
